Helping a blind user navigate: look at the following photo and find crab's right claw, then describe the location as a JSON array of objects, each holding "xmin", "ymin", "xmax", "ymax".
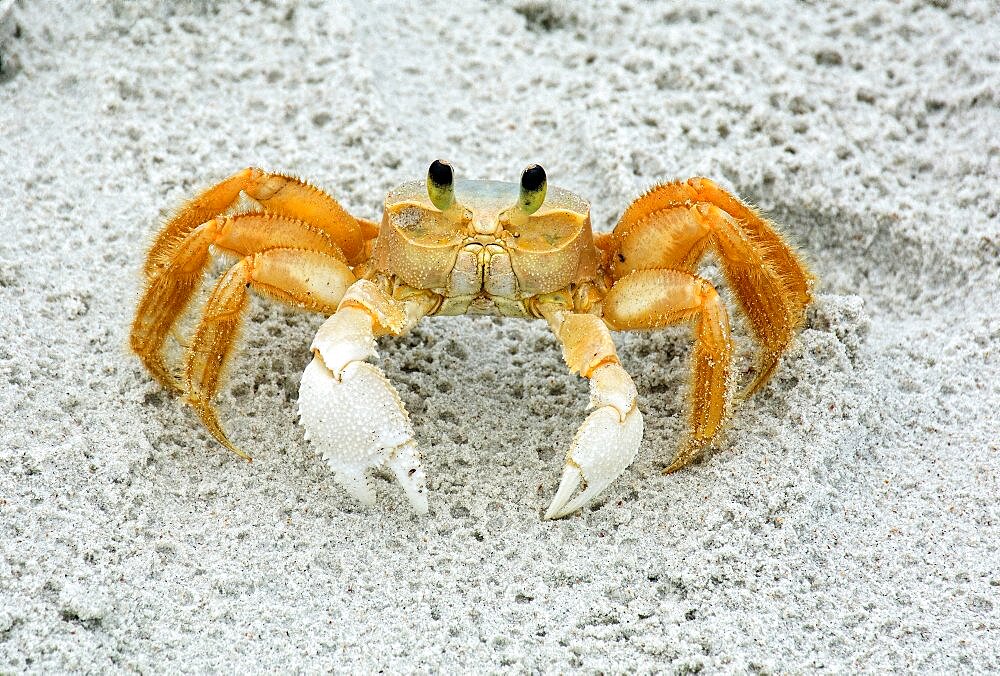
[
  {"xmin": 297, "ymin": 310, "xmax": 428, "ymax": 514},
  {"xmin": 544, "ymin": 363, "xmax": 644, "ymax": 520}
]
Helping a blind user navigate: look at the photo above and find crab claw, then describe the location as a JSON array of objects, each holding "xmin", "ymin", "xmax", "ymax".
[
  {"xmin": 298, "ymin": 308, "xmax": 428, "ymax": 514},
  {"xmin": 544, "ymin": 363, "xmax": 644, "ymax": 520}
]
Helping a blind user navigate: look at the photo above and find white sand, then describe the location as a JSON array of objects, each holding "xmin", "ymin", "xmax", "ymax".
[{"xmin": 1, "ymin": 1, "xmax": 998, "ymax": 671}]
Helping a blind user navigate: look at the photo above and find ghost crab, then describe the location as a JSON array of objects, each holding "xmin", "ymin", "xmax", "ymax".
[{"xmin": 130, "ymin": 160, "xmax": 813, "ymax": 519}]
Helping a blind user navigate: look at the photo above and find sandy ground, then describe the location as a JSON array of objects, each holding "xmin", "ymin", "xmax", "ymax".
[{"xmin": 1, "ymin": 0, "xmax": 998, "ymax": 672}]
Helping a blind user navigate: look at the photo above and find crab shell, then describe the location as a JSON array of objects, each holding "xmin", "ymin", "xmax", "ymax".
[{"xmin": 373, "ymin": 180, "xmax": 599, "ymax": 316}]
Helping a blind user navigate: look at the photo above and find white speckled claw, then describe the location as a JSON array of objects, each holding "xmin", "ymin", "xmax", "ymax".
[
  {"xmin": 298, "ymin": 308, "xmax": 428, "ymax": 515},
  {"xmin": 544, "ymin": 363, "xmax": 644, "ymax": 520}
]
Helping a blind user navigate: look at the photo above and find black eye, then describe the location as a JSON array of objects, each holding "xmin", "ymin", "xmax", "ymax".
[
  {"xmin": 521, "ymin": 164, "xmax": 545, "ymax": 192},
  {"xmin": 518, "ymin": 163, "xmax": 547, "ymax": 215},
  {"xmin": 427, "ymin": 159, "xmax": 455, "ymax": 211},
  {"xmin": 428, "ymin": 159, "xmax": 453, "ymax": 188}
]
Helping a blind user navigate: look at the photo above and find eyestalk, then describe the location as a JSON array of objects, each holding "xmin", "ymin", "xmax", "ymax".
[
  {"xmin": 426, "ymin": 159, "xmax": 455, "ymax": 211},
  {"xmin": 517, "ymin": 164, "xmax": 547, "ymax": 215}
]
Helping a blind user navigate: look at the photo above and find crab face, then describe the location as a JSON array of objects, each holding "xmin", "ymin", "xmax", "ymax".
[{"xmin": 373, "ymin": 165, "xmax": 598, "ymax": 304}]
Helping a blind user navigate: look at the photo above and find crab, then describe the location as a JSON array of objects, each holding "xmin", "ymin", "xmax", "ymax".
[{"xmin": 130, "ymin": 160, "xmax": 813, "ymax": 519}]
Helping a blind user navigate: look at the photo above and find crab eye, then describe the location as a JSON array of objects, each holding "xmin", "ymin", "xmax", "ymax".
[
  {"xmin": 517, "ymin": 164, "xmax": 547, "ymax": 215},
  {"xmin": 426, "ymin": 159, "xmax": 455, "ymax": 211}
]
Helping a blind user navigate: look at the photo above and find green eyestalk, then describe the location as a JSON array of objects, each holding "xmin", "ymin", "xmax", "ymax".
[
  {"xmin": 426, "ymin": 159, "xmax": 455, "ymax": 211},
  {"xmin": 517, "ymin": 164, "xmax": 547, "ymax": 215},
  {"xmin": 502, "ymin": 164, "xmax": 547, "ymax": 229}
]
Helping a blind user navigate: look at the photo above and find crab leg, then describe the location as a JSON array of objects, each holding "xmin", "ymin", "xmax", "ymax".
[
  {"xmin": 185, "ymin": 247, "xmax": 356, "ymax": 457},
  {"xmin": 297, "ymin": 280, "xmax": 438, "ymax": 514},
  {"xmin": 602, "ymin": 269, "xmax": 734, "ymax": 473},
  {"xmin": 146, "ymin": 168, "xmax": 368, "ymax": 278},
  {"xmin": 131, "ymin": 212, "xmax": 349, "ymax": 391},
  {"xmin": 693, "ymin": 201, "xmax": 805, "ymax": 397},
  {"xmin": 536, "ymin": 305, "xmax": 644, "ymax": 519},
  {"xmin": 605, "ymin": 178, "xmax": 812, "ymax": 398}
]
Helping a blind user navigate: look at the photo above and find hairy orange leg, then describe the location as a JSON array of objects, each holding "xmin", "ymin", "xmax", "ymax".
[
  {"xmin": 146, "ymin": 168, "xmax": 367, "ymax": 277},
  {"xmin": 689, "ymin": 178, "xmax": 811, "ymax": 308},
  {"xmin": 696, "ymin": 203, "xmax": 806, "ymax": 397},
  {"xmin": 131, "ymin": 213, "xmax": 347, "ymax": 392},
  {"xmin": 602, "ymin": 269, "xmax": 734, "ymax": 473},
  {"xmin": 606, "ymin": 178, "xmax": 812, "ymax": 399},
  {"xmin": 185, "ymin": 247, "xmax": 356, "ymax": 458},
  {"xmin": 604, "ymin": 182, "xmax": 713, "ymax": 275}
]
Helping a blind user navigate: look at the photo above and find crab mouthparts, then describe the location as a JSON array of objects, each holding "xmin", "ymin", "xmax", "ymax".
[{"xmin": 472, "ymin": 215, "xmax": 500, "ymax": 236}]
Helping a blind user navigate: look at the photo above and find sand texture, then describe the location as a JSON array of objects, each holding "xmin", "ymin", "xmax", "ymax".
[{"xmin": 1, "ymin": 0, "xmax": 998, "ymax": 672}]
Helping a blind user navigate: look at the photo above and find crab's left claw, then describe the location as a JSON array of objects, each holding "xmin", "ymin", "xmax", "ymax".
[{"xmin": 545, "ymin": 362, "xmax": 644, "ymax": 519}]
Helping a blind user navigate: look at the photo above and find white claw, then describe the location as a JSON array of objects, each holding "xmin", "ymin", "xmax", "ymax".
[
  {"xmin": 546, "ymin": 466, "xmax": 583, "ymax": 519},
  {"xmin": 334, "ymin": 466, "xmax": 377, "ymax": 506},
  {"xmin": 299, "ymin": 355, "xmax": 428, "ymax": 515},
  {"xmin": 387, "ymin": 440, "xmax": 428, "ymax": 515},
  {"xmin": 544, "ymin": 364, "xmax": 644, "ymax": 519}
]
